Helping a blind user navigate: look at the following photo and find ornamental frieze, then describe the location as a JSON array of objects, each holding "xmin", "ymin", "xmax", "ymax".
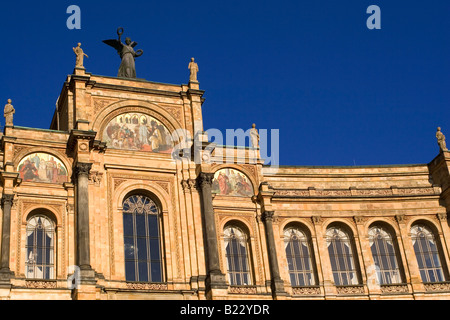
[
  {"xmin": 336, "ymin": 285, "xmax": 365, "ymax": 295},
  {"xmin": 229, "ymin": 286, "xmax": 257, "ymax": 294},
  {"xmin": 273, "ymin": 187, "xmax": 439, "ymax": 198},
  {"xmin": 292, "ymin": 286, "xmax": 321, "ymax": 295},
  {"xmin": 126, "ymin": 283, "xmax": 168, "ymax": 291},
  {"xmin": 380, "ymin": 284, "xmax": 409, "ymax": 294}
]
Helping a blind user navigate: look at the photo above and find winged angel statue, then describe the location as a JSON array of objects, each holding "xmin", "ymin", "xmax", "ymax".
[{"xmin": 103, "ymin": 28, "xmax": 144, "ymax": 78}]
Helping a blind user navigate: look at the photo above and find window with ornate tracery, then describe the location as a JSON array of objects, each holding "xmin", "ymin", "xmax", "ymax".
[
  {"xmin": 26, "ymin": 215, "xmax": 55, "ymax": 280},
  {"xmin": 123, "ymin": 194, "xmax": 163, "ymax": 283},
  {"xmin": 224, "ymin": 225, "xmax": 252, "ymax": 286},
  {"xmin": 368, "ymin": 225, "xmax": 403, "ymax": 285},
  {"xmin": 411, "ymin": 224, "xmax": 446, "ymax": 283},
  {"xmin": 326, "ymin": 225, "xmax": 360, "ymax": 286},
  {"xmin": 284, "ymin": 226, "xmax": 317, "ymax": 287}
]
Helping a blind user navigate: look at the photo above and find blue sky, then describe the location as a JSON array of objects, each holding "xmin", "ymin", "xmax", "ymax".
[{"xmin": 0, "ymin": 0, "xmax": 449, "ymax": 166}]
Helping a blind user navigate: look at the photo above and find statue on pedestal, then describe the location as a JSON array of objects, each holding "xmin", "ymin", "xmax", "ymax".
[
  {"xmin": 4, "ymin": 99, "xmax": 15, "ymax": 127},
  {"xmin": 250, "ymin": 124, "xmax": 260, "ymax": 148},
  {"xmin": 188, "ymin": 58, "xmax": 199, "ymax": 82},
  {"xmin": 73, "ymin": 43, "xmax": 89, "ymax": 68},
  {"xmin": 437, "ymin": 127, "xmax": 448, "ymax": 152},
  {"xmin": 103, "ymin": 28, "xmax": 144, "ymax": 79}
]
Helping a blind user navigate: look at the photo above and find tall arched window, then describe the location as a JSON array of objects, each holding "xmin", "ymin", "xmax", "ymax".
[
  {"xmin": 284, "ymin": 226, "xmax": 317, "ymax": 287},
  {"xmin": 326, "ymin": 225, "xmax": 360, "ymax": 286},
  {"xmin": 411, "ymin": 224, "xmax": 446, "ymax": 283},
  {"xmin": 224, "ymin": 225, "xmax": 252, "ymax": 286},
  {"xmin": 26, "ymin": 215, "xmax": 55, "ymax": 280},
  {"xmin": 368, "ymin": 225, "xmax": 403, "ymax": 285},
  {"xmin": 123, "ymin": 194, "xmax": 163, "ymax": 283}
]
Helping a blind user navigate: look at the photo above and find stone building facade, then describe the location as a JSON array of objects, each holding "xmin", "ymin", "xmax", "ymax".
[{"xmin": 0, "ymin": 65, "xmax": 450, "ymax": 300}]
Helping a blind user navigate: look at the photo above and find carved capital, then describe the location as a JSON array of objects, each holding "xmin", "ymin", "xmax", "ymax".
[
  {"xmin": 354, "ymin": 216, "xmax": 367, "ymax": 225},
  {"xmin": 181, "ymin": 180, "xmax": 189, "ymax": 192},
  {"xmin": 1, "ymin": 194, "xmax": 15, "ymax": 208},
  {"xmin": 75, "ymin": 163, "xmax": 93, "ymax": 178},
  {"xmin": 311, "ymin": 216, "xmax": 323, "ymax": 225},
  {"xmin": 395, "ymin": 215, "xmax": 406, "ymax": 224},
  {"xmin": 438, "ymin": 213, "xmax": 448, "ymax": 222},
  {"xmin": 196, "ymin": 172, "xmax": 214, "ymax": 189},
  {"xmin": 262, "ymin": 211, "xmax": 275, "ymax": 223}
]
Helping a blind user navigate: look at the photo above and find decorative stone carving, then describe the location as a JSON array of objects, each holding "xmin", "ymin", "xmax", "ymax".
[
  {"xmin": 380, "ymin": 284, "xmax": 409, "ymax": 294},
  {"xmin": 261, "ymin": 211, "xmax": 275, "ymax": 222},
  {"xmin": 354, "ymin": 216, "xmax": 367, "ymax": 225},
  {"xmin": 26, "ymin": 280, "xmax": 58, "ymax": 289},
  {"xmin": 229, "ymin": 286, "xmax": 257, "ymax": 294},
  {"xmin": 1, "ymin": 194, "xmax": 15, "ymax": 208},
  {"xmin": 438, "ymin": 213, "xmax": 448, "ymax": 222},
  {"xmin": 89, "ymin": 171, "xmax": 103, "ymax": 186},
  {"xmin": 424, "ymin": 282, "xmax": 450, "ymax": 292},
  {"xmin": 292, "ymin": 286, "xmax": 321, "ymax": 295},
  {"xmin": 197, "ymin": 172, "xmax": 214, "ymax": 189},
  {"xmin": 75, "ymin": 163, "xmax": 92, "ymax": 178},
  {"xmin": 311, "ymin": 216, "xmax": 323, "ymax": 225},
  {"xmin": 126, "ymin": 283, "xmax": 168, "ymax": 291},
  {"xmin": 395, "ymin": 215, "xmax": 406, "ymax": 224},
  {"xmin": 336, "ymin": 285, "xmax": 365, "ymax": 295}
]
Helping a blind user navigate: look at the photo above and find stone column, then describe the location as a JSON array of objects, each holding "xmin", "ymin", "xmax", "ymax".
[
  {"xmin": 261, "ymin": 211, "xmax": 286, "ymax": 298},
  {"xmin": 196, "ymin": 172, "xmax": 227, "ymax": 291},
  {"xmin": 0, "ymin": 194, "xmax": 14, "ymax": 282},
  {"xmin": 75, "ymin": 163, "xmax": 95, "ymax": 280}
]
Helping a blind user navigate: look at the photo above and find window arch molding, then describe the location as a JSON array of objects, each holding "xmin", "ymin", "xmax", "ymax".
[
  {"xmin": 22, "ymin": 206, "xmax": 61, "ymax": 227},
  {"xmin": 24, "ymin": 209, "xmax": 58, "ymax": 280},
  {"xmin": 121, "ymin": 191, "xmax": 166, "ymax": 283},
  {"xmin": 280, "ymin": 219, "xmax": 315, "ymax": 239},
  {"xmin": 409, "ymin": 219, "xmax": 449, "ymax": 283},
  {"xmin": 322, "ymin": 219, "xmax": 359, "ymax": 237},
  {"xmin": 222, "ymin": 220, "xmax": 255, "ymax": 286},
  {"xmin": 325, "ymin": 222, "xmax": 363, "ymax": 286},
  {"xmin": 367, "ymin": 221, "xmax": 406, "ymax": 285},
  {"xmin": 282, "ymin": 221, "xmax": 318, "ymax": 287},
  {"xmin": 112, "ymin": 182, "xmax": 172, "ymax": 282},
  {"xmin": 114, "ymin": 182, "xmax": 170, "ymax": 215}
]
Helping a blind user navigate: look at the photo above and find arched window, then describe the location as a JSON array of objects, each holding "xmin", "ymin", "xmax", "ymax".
[
  {"xmin": 368, "ymin": 225, "xmax": 403, "ymax": 285},
  {"xmin": 224, "ymin": 225, "xmax": 252, "ymax": 286},
  {"xmin": 284, "ymin": 226, "xmax": 317, "ymax": 287},
  {"xmin": 326, "ymin": 225, "xmax": 360, "ymax": 286},
  {"xmin": 123, "ymin": 194, "xmax": 163, "ymax": 283},
  {"xmin": 26, "ymin": 215, "xmax": 55, "ymax": 280},
  {"xmin": 411, "ymin": 224, "xmax": 446, "ymax": 283}
]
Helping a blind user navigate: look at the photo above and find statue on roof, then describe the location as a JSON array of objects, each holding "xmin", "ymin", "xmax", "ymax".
[
  {"xmin": 73, "ymin": 43, "xmax": 88, "ymax": 68},
  {"xmin": 250, "ymin": 123, "xmax": 260, "ymax": 148},
  {"xmin": 437, "ymin": 127, "xmax": 448, "ymax": 152},
  {"xmin": 188, "ymin": 57, "xmax": 199, "ymax": 82},
  {"xmin": 4, "ymin": 99, "xmax": 15, "ymax": 127},
  {"xmin": 103, "ymin": 28, "xmax": 144, "ymax": 78}
]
